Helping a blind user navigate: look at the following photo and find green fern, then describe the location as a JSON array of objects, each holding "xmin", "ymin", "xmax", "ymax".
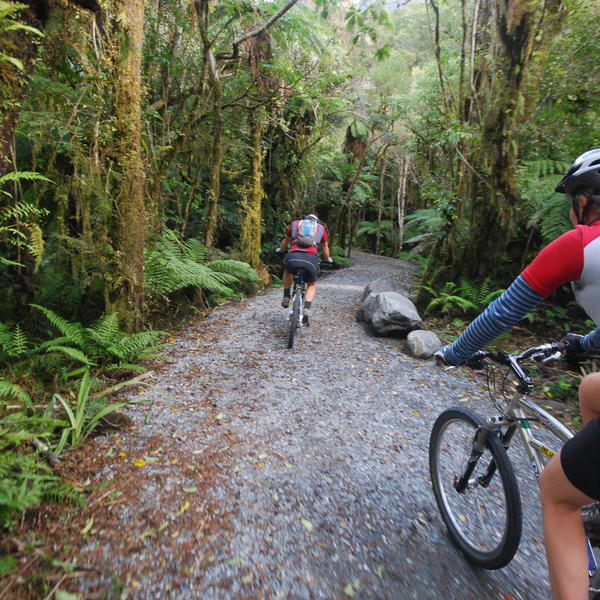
[
  {"xmin": 31, "ymin": 304, "xmax": 87, "ymax": 347},
  {"xmin": 0, "ymin": 380, "xmax": 31, "ymax": 404},
  {"xmin": 145, "ymin": 229, "xmax": 257, "ymax": 299}
]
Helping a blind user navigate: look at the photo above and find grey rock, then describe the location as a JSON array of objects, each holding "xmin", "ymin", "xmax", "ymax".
[
  {"xmin": 361, "ymin": 276, "xmax": 408, "ymax": 301},
  {"xmin": 406, "ymin": 329, "xmax": 441, "ymax": 358},
  {"xmin": 361, "ymin": 291, "xmax": 422, "ymax": 335}
]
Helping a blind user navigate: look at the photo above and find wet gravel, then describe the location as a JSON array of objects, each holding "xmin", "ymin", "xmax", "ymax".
[{"xmin": 49, "ymin": 251, "xmax": 553, "ymax": 599}]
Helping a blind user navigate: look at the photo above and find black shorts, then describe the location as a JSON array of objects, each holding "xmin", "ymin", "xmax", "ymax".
[
  {"xmin": 561, "ymin": 415, "xmax": 600, "ymax": 500},
  {"xmin": 283, "ymin": 251, "xmax": 319, "ymax": 283}
]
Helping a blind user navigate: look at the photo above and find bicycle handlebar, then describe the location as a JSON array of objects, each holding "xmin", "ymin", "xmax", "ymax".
[{"xmin": 464, "ymin": 341, "xmax": 569, "ymax": 370}]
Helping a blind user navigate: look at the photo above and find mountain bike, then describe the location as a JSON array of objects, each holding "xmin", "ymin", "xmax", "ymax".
[
  {"xmin": 287, "ymin": 268, "xmax": 307, "ymax": 349},
  {"xmin": 429, "ymin": 342, "xmax": 600, "ymax": 594}
]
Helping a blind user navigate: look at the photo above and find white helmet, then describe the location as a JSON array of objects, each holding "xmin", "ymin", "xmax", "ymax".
[
  {"xmin": 555, "ymin": 147, "xmax": 600, "ymax": 193},
  {"xmin": 304, "ymin": 213, "xmax": 319, "ymax": 222}
]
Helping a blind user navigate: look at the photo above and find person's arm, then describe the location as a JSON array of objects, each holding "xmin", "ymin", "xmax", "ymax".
[
  {"xmin": 321, "ymin": 240, "xmax": 331, "ymax": 262},
  {"xmin": 442, "ymin": 275, "xmax": 544, "ymax": 364},
  {"xmin": 279, "ymin": 236, "xmax": 292, "ymax": 253}
]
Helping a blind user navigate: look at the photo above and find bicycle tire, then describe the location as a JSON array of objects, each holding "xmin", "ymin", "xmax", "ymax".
[
  {"xmin": 429, "ymin": 406, "xmax": 522, "ymax": 569},
  {"xmin": 287, "ymin": 294, "xmax": 301, "ymax": 349}
]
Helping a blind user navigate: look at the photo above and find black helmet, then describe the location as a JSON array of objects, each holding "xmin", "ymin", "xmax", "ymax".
[
  {"xmin": 555, "ymin": 147, "xmax": 600, "ymax": 194},
  {"xmin": 304, "ymin": 213, "xmax": 319, "ymax": 222}
]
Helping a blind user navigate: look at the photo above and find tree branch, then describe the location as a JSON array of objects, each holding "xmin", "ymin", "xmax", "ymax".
[{"xmin": 217, "ymin": 0, "xmax": 300, "ymax": 60}]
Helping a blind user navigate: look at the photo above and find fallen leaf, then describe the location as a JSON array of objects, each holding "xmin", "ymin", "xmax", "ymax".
[
  {"xmin": 183, "ymin": 486, "xmax": 197, "ymax": 493},
  {"xmin": 134, "ymin": 459, "xmax": 146, "ymax": 467},
  {"xmin": 177, "ymin": 500, "xmax": 191, "ymax": 515},
  {"xmin": 256, "ymin": 463, "xmax": 265, "ymax": 470},
  {"xmin": 258, "ymin": 453, "xmax": 267, "ymax": 459},
  {"xmin": 80, "ymin": 517, "xmax": 94, "ymax": 535},
  {"xmin": 376, "ymin": 565, "xmax": 384, "ymax": 579},
  {"xmin": 344, "ymin": 584, "xmax": 355, "ymax": 597},
  {"xmin": 412, "ymin": 411, "xmax": 420, "ymax": 417},
  {"xmin": 241, "ymin": 573, "xmax": 254, "ymax": 584},
  {"xmin": 118, "ymin": 452, "xmax": 127, "ymax": 458},
  {"xmin": 227, "ymin": 557, "xmax": 245, "ymax": 566},
  {"xmin": 301, "ymin": 518, "xmax": 314, "ymax": 533}
]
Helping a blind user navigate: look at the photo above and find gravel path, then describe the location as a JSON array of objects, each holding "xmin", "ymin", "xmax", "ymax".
[{"xmin": 29, "ymin": 251, "xmax": 552, "ymax": 599}]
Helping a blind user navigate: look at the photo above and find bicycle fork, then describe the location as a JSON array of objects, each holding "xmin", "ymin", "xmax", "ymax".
[{"xmin": 454, "ymin": 416, "xmax": 508, "ymax": 493}]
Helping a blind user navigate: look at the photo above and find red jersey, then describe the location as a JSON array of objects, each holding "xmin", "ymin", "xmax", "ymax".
[{"xmin": 521, "ymin": 220, "xmax": 600, "ymax": 326}]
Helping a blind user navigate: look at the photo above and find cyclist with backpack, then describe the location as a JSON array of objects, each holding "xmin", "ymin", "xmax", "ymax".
[
  {"xmin": 435, "ymin": 148, "xmax": 600, "ymax": 599},
  {"xmin": 277, "ymin": 213, "xmax": 332, "ymax": 325}
]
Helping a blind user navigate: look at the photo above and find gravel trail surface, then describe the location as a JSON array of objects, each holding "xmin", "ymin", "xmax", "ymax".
[{"xmin": 32, "ymin": 251, "xmax": 552, "ymax": 599}]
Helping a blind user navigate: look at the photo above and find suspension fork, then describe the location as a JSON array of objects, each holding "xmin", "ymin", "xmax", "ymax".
[{"xmin": 455, "ymin": 416, "xmax": 509, "ymax": 493}]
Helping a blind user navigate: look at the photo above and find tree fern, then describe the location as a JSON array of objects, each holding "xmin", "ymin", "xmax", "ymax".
[{"xmin": 208, "ymin": 259, "xmax": 258, "ymax": 284}]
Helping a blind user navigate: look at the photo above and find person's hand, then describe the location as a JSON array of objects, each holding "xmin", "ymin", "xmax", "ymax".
[
  {"xmin": 560, "ymin": 333, "xmax": 585, "ymax": 367},
  {"xmin": 434, "ymin": 346, "xmax": 451, "ymax": 367},
  {"xmin": 326, "ymin": 257, "xmax": 333, "ymax": 264},
  {"xmin": 275, "ymin": 247, "xmax": 282, "ymax": 254},
  {"xmin": 560, "ymin": 332, "xmax": 583, "ymax": 353}
]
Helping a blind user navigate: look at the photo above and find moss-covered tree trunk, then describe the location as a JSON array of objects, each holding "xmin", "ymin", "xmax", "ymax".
[
  {"xmin": 240, "ymin": 109, "xmax": 265, "ymax": 269},
  {"xmin": 111, "ymin": 0, "xmax": 146, "ymax": 329}
]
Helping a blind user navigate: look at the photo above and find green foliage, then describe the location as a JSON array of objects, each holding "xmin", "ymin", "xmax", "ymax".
[
  {"xmin": 0, "ymin": 173, "xmax": 50, "ymax": 269},
  {"xmin": 53, "ymin": 370, "xmax": 134, "ymax": 452},
  {"xmin": 145, "ymin": 229, "xmax": 258, "ymax": 301},
  {"xmin": 0, "ymin": 1, "xmax": 44, "ymax": 71},
  {"xmin": 0, "ymin": 402, "xmax": 81, "ymax": 529},
  {"xmin": 422, "ymin": 278, "xmax": 505, "ymax": 316},
  {"xmin": 31, "ymin": 305, "xmax": 164, "ymax": 373}
]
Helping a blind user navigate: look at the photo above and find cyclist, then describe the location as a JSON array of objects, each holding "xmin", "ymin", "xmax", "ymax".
[
  {"xmin": 277, "ymin": 213, "xmax": 332, "ymax": 325},
  {"xmin": 435, "ymin": 147, "xmax": 600, "ymax": 600}
]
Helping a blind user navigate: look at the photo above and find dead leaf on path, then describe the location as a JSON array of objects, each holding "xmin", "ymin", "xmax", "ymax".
[
  {"xmin": 177, "ymin": 500, "xmax": 191, "ymax": 515},
  {"xmin": 301, "ymin": 518, "xmax": 314, "ymax": 533},
  {"xmin": 227, "ymin": 557, "xmax": 245, "ymax": 566},
  {"xmin": 241, "ymin": 573, "xmax": 254, "ymax": 584},
  {"xmin": 134, "ymin": 459, "xmax": 146, "ymax": 467},
  {"xmin": 118, "ymin": 452, "xmax": 127, "ymax": 458},
  {"xmin": 344, "ymin": 584, "xmax": 356, "ymax": 597},
  {"xmin": 256, "ymin": 463, "xmax": 265, "ymax": 470},
  {"xmin": 183, "ymin": 486, "xmax": 197, "ymax": 493},
  {"xmin": 412, "ymin": 411, "xmax": 420, "ymax": 417},
  {"xmin": 81, "ymin": 517, "xmax": 93, "ymax": 535},
  {"xmin": 376, "ymin": 565, "xmax": 384, "ymax": 579}
]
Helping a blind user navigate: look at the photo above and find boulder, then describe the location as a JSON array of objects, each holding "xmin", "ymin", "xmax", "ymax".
[
  {"xmin": 361, "ymin": 291, "xmax": 422, "ymax": 335},
  {"xmin": 406, "ymin": 330, "xmax": 441, "ymax": 359},
  {"xmin": 361, "ymin": 276, "xmax": 408, "ymax": 301}
]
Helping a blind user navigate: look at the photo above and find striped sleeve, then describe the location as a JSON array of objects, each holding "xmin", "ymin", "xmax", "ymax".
[
  {"xmin": 582, "ymin": 328, "xmax": 600, "ymax": 352},
  {"xmin": 443, "ymin": 275, "xmax": 544, "ymax": 365}
]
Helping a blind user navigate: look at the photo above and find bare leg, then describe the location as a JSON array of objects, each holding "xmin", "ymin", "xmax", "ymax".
[
  {"xmin": 305, "ymin": 282, "xmax": 316, "ymax": 303},
  {"xmin": 579, "ymin": 372, "xmax": 600, "ymax": 424},
  {"xmin": 282, "ymin": 270, "xmax": 293, "ymax": 290},
  {"xmin": 540, "ymin": 452, "xmax": 595, "ymax": 600}
]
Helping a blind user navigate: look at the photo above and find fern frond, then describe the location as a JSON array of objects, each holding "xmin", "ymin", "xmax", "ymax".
[
  {"xmin": 0, "ymin": 380, "xmax": 31, "ymax": 405},
  {"xmin": 31, "ymin": 305, "xmax": 86, "ymax": 347},
  {"xmin": 208, "ymin": 260, "xmax": 258, "ymax": 283},
  {"xmin": 44, "ymin": 345, "xmax": 95, "ymax": 366},
  {"xmin": 87, "ymin": 313, "xmax": 120, "ymax": 346}
]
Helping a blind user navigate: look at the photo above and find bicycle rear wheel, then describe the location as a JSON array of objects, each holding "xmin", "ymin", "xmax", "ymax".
[
  {"xmin": 287, "ymin": 294, "xmax": 301, "ymax": 349},
  {"xmin": 429, "ymin": 407, "xmax": 522, "ymax": 569}
]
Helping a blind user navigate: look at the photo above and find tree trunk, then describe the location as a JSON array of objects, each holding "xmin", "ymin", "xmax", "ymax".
[
  {"xmin": 239, "ymin": 109, "xmax": 265, "ymax": 269},
  {"xmin": 111, "ymin": 0, "xmax": 146, "ymax": 330}
]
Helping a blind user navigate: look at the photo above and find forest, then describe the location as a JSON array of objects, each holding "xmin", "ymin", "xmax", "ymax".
[{"xmin": 1, "ymin": 0, "xmax": 599, "ymax": 545}]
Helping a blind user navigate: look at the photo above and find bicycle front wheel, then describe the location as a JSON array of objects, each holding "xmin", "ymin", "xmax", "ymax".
[
  {"xmin": 429, "ymin": 407, "xmax": 522, "ymax": 569},
  {"xmin": 288, "ymin": 295, "xmax": 300, "ymax": 349}
]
